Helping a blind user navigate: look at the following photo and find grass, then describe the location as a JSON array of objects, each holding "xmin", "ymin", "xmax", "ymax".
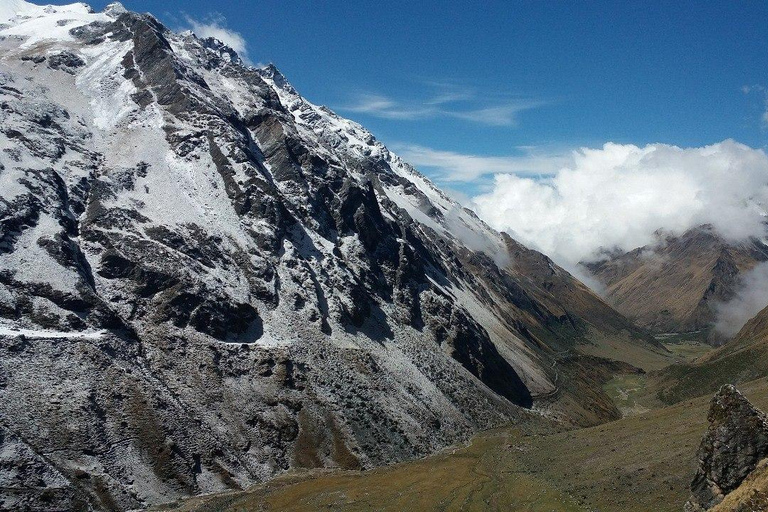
[
  {"xmin": 603, "ymin": 373, "xmax": 650, "ymax": 416},
  {"xmin": 646, "ymin": 339, "xmax": 768, "ymax": 406},
  {"xmin": 600, "ymin": 332, "xmax": 716, "ymax": 416},
  {"xmin": 576, "ymin": 327, "xmax": 675, "ymax": 372},
  {"xmin": 662, "ymin": 339, "xmax": 713, "ymax": 362},
  {"xmin": 158, "ymin": 377, "xmax": 768, "ymax": 512},
  {"xmin": 158, "ymin": 429, "xmax": 585, "ymax": 512},
  {"xmin": 654, "ymin": 330, "xmax": 713, "ymax": 363}
]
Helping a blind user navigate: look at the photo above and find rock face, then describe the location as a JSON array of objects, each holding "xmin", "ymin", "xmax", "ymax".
[
  {"xmin": 685, "ymin": 385, "xmax": 768, "ymax": 511},
  {"xmin": 708, "ymin": 458, "xmax": 768, "ymax": 512},
  {"xmin": 0, "ymin": 2, "xmax": 663, "ymax": 510},
  {"xmin": 584, "ymin": 226, "xmax": 768, "ymax": 335}
]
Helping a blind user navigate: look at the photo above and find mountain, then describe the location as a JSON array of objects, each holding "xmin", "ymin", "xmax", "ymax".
[
  {"xmin": 600, "ymin": 237, "xmax": 768, "ymax": 407},
  {"xmin": 0, "ymin": 2, "xmax": 665, "ymax": 510},
  {"xmin": 729, "ymin": 303, "xmax": 768, "ymax": 351},
  {"xmin": 584, "ymin": 225, "xmax": 768, "ymax": 335}
]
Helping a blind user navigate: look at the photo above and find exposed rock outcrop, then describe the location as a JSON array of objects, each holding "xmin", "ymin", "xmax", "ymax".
[{"xmin": 685, "ymin": 385, "xmax": 768, "ymax": 511}]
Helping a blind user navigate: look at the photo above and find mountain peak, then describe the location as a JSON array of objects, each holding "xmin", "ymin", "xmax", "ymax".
[
  {"xmin": 0, "ymin": 0, "xmax": 34, "ymax": 23},
  {"xmin": 104, "ymin": 2, "xmax": 126, "ymax": 17},
  {"xmin": 199, "ymin": 35, "xmax": 243, "ymax": 65},
  {"xmin": 0, "ymin": 0, "xmax": 91, "ymax": 23},
  {"xmin": 258, "ymin": 62, "xmax": 297, "ymax": 93},
  {"xmin": 0, "ymin": 0, "xmax": 108, "ymax": 48}
]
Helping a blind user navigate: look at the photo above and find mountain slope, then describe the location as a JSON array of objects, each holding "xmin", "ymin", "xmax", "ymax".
[
  {"xmin": 0, "ymin": 2, "xmax": 664, "ymax": 510},
  {"xmin": 156, "ymin": 377, "xmax": 768, "ymax": 512},
  {"xmin": 584, "ymin": 225, "xmax": 768, "ymax": 334},
  {"xmin": 648, "ymin": 303, "xmax": 768, "ymax": 406}
]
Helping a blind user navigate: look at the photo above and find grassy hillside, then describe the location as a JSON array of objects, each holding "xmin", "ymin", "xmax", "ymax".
[
  {"xmin": 156, "ymin": 378, "xmax": 768, "ymax": 512},
  {"xmin": 637, "ymin": 310, "xmax": 768, "ymax": 406}
]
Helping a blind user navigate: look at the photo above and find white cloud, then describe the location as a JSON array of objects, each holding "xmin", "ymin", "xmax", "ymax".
[
  {"xmin": 447, "ymin": 102, "xmax": 545, "ymax": 127},
  {"xmin": 714, "ymin": 261, "xmax": 768, "ymax": 337},
  {"xmin": 344, "ymin": 93, "xmax": 435, "ymax": 120},
  {"xmin": 394, "ymin": 144, "xmax": 572, "ymax": 181},
  {"xmin": 468, "ymin": 140, "xmax": 768, "ymax": 271},
  {"xmin": 340, "ymin": 84, "xmax": 544, "ymax": 127},
  {"xmin": 185, "ymin": 15, "xmax": 250, "ymax": 64}
]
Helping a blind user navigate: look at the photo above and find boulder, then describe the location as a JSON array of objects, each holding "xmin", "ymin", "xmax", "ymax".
[{"xmin": 685, "ymin": 385, "xmax": 768, "ymax": 511}]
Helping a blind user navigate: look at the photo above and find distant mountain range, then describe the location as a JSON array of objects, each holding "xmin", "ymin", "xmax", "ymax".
[{"xmin": 584, "ymin": 225, "xmax": 768, "ymax": 337}]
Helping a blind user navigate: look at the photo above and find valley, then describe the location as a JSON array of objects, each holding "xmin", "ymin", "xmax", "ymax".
[
  {"xmin": 2, "ymin": 2, "xmax": 768, "ymax": 511},
  {"xmin": 159, "ymin": 366, "xmax": 768, "ymax": 512},
  {"xmin": 161, "ymin": 332, "xmax": 768, "ymax": 512}
]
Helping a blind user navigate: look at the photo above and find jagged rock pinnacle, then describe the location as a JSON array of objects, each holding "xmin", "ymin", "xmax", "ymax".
[
  {"xmin": 685, "ymin": 385, "xmax": 768, "ymax": 511},
  {"xmin": 104, "ymin": 2, "xmax": 127, "ymax": 17}
]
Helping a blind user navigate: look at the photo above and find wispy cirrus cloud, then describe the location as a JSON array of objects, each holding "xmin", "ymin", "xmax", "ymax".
[
  {"xmin": 344, "ymin": 93, "xmax": 436, "ymax": 120},
  {"xmin": 393, "ymin": 143, "xmax": 572, "ymax": 181},
  {"xmin": 448, "ymin": 102, "xmax": 546, "ymax": 126},
  {"xmin": 341, "ymin": 81, "xmax": 546, "ymax": 127},
  {"xmin": 742, "ymin": 84, "xmax": 768, "ymax": 126},
  {"xmin": 185, "ymin": 14, "xmax": 250, "ymax": 64}
]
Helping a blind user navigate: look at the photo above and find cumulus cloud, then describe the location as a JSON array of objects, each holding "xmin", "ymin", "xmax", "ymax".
[
  {"xmin": 185, "ymin": 14, "xmax": 250, "ymax": 64},
  {"xmin": 341, "ymin": 82, "xmax": 544, "ymax": 127},
  {"xmin": 714, "ymin": 262, "xmax": 768, "ymax": 337},
  {"xmin": 469, "ymin": 140, "xmax": 768, "ymax": 271},
  {"xmin": 394, "ymin": 144, "xmax": 571, "ymax": 181}
]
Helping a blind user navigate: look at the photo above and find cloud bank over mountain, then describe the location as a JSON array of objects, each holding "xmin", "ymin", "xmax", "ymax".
[
  {"xmin": 715, "ymin": 262, "xmax": 768, "ymax": 337},
  {"xmin": 185, "ymin": 14, "xmax": 250, "ymax": 63},
  {"xmin": 469, "ymin": 140, "xmax": 768, "ymax": 270}
]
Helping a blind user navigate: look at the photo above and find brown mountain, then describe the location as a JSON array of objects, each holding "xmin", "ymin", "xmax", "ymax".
[{"xmin": 584, "ymin": 225, "xmax": 768, "ymax": 334}]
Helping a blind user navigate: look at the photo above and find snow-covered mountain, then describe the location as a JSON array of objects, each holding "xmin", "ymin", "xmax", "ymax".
[{"xmin": 0, "ymin": 2, "xmax": 666, "ymax": 509}]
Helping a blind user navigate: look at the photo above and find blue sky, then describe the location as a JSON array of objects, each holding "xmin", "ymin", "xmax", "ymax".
[{"xmin": 50, "ymin": 0, "xmax": 768, "ymax": 195}]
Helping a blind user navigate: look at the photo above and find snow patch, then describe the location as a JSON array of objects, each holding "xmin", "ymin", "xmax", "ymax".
[
  {"xmin": 0, "ymin": 323, "xmax": 106, "ymax": 339},
  {"xmin": 0, "ymin": 2, "xmax": 107, "ymax": 48},
  {"xmin": 77, "ymin": 40, "xmax": 138, "ymax": 131}
]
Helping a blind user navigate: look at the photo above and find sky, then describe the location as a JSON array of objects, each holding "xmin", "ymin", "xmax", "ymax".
[
  {"xmin": 26, "ymin": 1, "xmax": 768, "ymax": 264},
  {"xmin": 68, "ymin": 1, "xmax": 768, "ymax": 169}
]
